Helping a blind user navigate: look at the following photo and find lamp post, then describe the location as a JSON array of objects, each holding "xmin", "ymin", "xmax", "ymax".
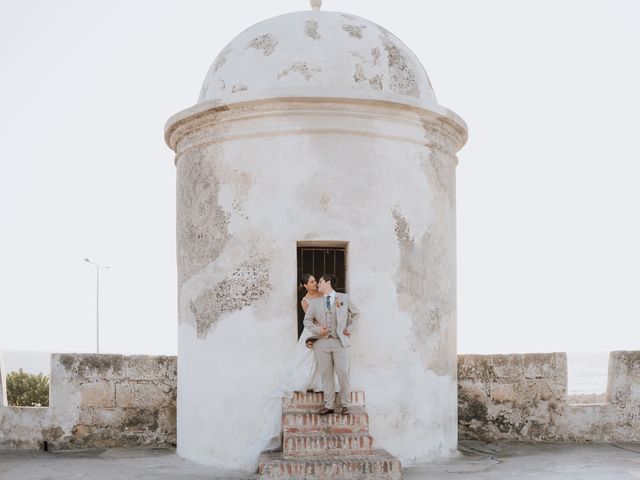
[{"xmin": 84, "ymin": 258, "xmax": 109, "ymax": 354}]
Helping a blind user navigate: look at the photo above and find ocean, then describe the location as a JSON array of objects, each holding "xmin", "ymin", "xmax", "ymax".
[
  {"xmin": 566, "ymin": 351, "xmax": 610, "ymax": 395},
  {"xmin": 0, "ymin": 350, "xmax": 611, "ymax": 395}
]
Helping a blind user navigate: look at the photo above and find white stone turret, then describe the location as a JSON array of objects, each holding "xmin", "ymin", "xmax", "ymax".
[{"xmin": 165, "ymin": 5, "xmax": 467, "ymax": 472}]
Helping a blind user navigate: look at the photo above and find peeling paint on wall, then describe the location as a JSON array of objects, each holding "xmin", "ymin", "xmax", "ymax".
[
  {"xmin": 420, "ymin": 119, "xmax": 459, "ymax": 207},
  {"xmin": 245, "ymin": 34, "xmax": 279, "ymax": 56},
  {"xmin": 350, "ymin": 51, "xmax": 385, "ymax": 91},
  {"xmin": 391, "ymin": 208, "xmax": 414, "ymax": 245},
  {"xmin": 353, "ymin": 64, "xmax": 367, "ymax": 83},
  {"xmin": 371, "ymin": 47, "xmax": 382, "ymax": 66},
  {"xmin": 319, "ymin": 192, "xmax": 331, "ymax": 212},
  {"xmin": 381, "ymin": 37, "xmax": 420, "ymax": 98},
  {"xmin": 227, "ymin": 169, "xmax": 253, "ymax": 218},
  {"xmin": 190, "ymin": 257, "xmax": 271, "ymax": 338},
  {"xmin": 391, "ymin": 206, "xmax": 455, "ymax": 377},
  {"xmin": 304, "ymin": 20, "xmax": 321, "ymax": 40},
  {"xmin": 277, "ymin": 62, "xmax": 322, "ymax": 81},
  {"xmin": 176, "ymin": 151, "xmax": 231, "ymax": 287},
  {"xmin": 368, "ymin": 74, "xmax": 383, "ymax": 91},
  {"xmin": 231, "ymin": 83, "xmax": 248, "ymax": 93},
  {"xmin": 213, "ymin": 45, "xmax": 233, "ymax": 73},
  {"xmin": 343, "ymin": 24, "xmax": 367, "ymax": 39}
]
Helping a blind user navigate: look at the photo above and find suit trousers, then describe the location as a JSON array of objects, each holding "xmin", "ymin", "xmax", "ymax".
[{"xmin": 314, "ymin": 337, "xmax": 351, "ymax": 409}]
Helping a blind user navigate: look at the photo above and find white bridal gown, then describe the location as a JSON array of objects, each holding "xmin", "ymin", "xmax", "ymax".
[{"xmin": 252, "ymin": 324, "xmax": 339, "ymax": 460}]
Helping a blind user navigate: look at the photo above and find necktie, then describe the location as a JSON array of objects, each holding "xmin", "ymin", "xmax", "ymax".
[{"xmin": 325, "ymin": 296, "xmax": 331, "ymax": 311}]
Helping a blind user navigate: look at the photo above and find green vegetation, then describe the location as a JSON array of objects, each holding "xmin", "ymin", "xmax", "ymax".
[{"xmin": 6, "ymin": 369, "xmax": 49, "ymax": 407}]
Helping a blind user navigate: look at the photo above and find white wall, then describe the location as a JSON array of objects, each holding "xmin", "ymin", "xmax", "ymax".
[{"xmin": 169, "ymin": 97, "xmax": 465, "ymax": 469}]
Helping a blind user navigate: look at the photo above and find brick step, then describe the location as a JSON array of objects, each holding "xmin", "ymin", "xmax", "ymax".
[
  {"xmin": 258, "ymin": 449, "xmax": 401, "ymax": 480},
  {"xmin": 283, "ymin": 391, "xmax": 366, "ymax": 412},
  {"xmin": 282, "ymin": 411, "xmax": 369, "ymax": 434},
  {"xmin": 283, "ymin": 432, "xmax": 375, "ymax": 457}
]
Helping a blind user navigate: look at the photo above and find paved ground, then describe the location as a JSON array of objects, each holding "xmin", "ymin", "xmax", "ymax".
[{"xmin": 1, "ymin": 441, "xmax": 639, "ymax": 479}]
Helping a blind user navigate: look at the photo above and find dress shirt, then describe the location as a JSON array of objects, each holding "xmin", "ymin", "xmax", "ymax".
[{"xmin": 324, "ymin": 290, "xmax": 336, "ymax": 309}]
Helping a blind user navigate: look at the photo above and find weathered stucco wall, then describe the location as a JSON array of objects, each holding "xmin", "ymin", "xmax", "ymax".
[
  {"xmin": 0, "ymin": 353, "xmax": 176, "ymax": 450},
  {"xmin": 165, "ymin": 6, "xmax": 467, "ymax": 472},
  {"xmin": 458, "ymin": 351, "xmax": 640, "ymax": 443},
  {"xmin": 167, "ymin": 97, "xmax": 465, "ymax": 470}
]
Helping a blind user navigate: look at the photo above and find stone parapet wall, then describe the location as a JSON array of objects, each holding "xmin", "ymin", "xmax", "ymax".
[
  {"xmin": 2, "ymin": 351, "xmax": 638, "ymax": 450},
  {"xmin": 458, "ymin": 351, "xmax": 640, "ymax": 443},
  {"xmin": 0, "ymin": 353, "xmax": 176, "ymax": 450}
]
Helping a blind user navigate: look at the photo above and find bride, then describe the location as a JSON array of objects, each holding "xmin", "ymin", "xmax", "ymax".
[
  {"xmin": 282, "ymin": 273, "xmax": 324, "ymax": 392},
  {"xmin": 253, "ymin": 274, "xmax": 336, "ymax": 456}
]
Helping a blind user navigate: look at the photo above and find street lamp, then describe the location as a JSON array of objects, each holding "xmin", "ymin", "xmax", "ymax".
[{"xmin": 84, "ymin": 258, "xmax": 110, "ymax": 354}]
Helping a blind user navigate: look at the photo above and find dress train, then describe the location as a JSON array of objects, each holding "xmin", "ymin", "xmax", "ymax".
[{"xmin": 252, "ymin": 326, "xmax": 337, "ymax": 461}]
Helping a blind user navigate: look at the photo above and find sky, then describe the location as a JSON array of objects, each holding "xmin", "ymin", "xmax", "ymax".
[{"xmin": 1, "ymin": 0, "xmax": 638, "ymax": 362}]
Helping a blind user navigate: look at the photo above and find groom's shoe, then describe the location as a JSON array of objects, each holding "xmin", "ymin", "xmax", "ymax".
[{"xmin": 318, "ymin": 406, "xmax": 334, "ymax": 415}]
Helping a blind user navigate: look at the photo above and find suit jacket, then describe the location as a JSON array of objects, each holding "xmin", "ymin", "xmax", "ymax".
[{"xmin": 303, "ymin": 292, "xmax": 359, "ymax": 347}]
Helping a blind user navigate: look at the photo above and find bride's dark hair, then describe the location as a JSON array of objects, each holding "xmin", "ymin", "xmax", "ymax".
[{"xmin": 299, "ymin": 273, "xmax": 313, "ymax": 290}]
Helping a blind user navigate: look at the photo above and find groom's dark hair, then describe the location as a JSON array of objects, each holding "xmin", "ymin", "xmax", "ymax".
[{"xmin": 320, "ymin": 274, "xmax": 338, "ymax": 289}]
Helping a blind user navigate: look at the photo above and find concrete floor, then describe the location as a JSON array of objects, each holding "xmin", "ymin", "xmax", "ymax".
[{"xmin": 1, "ymin": 441, "xmax": 639, "ymax": 479}]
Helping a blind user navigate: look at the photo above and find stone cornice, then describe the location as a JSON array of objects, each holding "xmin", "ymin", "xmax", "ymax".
[{"xmin": 165, "ymin": 97, "xmax": 467, "ymax": 165}]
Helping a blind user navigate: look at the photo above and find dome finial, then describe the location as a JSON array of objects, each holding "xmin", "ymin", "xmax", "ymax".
[{"xmin": 310, "ymin": 0, "xmax": 322, "ymax": 11}]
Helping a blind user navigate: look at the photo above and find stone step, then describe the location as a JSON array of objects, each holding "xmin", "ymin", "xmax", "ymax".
[
  {"xmin": 258, "ymin": 449, "xmax": 401, "ymax": 480},
  {"xmin": 283, "ymin": 432, "xmax": 375, "ymax": 457},
  {"xmin": 282, "ymin": 411, "xmax": 369, "ymax": 434},
  {"xmin": 283, "ymin": 391, "xmax": 366, "ymax": 412}
]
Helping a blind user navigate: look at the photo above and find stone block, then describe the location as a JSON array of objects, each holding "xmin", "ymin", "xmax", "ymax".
[
  {"xmin": 608, "ymin": 351, "xmax": 640, "ymax": 404},
  {"xmin": 80, "ymin": 382, "xmax": 115, "ymax": 408},
  {"xmin": 457, "ymin": 355, "xmax": 498, "ymax": 382},
  {"xmin": 77, "ymin": 406, "xmax": 126, "ymax": 427},
  {"xmin": 115, "ymin": 382, "xmax": 170, "ymax": 408},
  {"xmin": 121, "ymin": 407, "xmax": 160, "ymax": 432},
  {"xmin": 157, "ymin": 405, "xmax": 177, "ymax": 438},
  {"xmin": 490, "ymin": 383, "xmax": 517, "ymax": 404},
  {"xmin": 522, "ymin": 353, "xmax": 566, "ymax": 381},
  {"xmin": 123, "ymin": 356, "xmax": 177, "ymax": 382}
]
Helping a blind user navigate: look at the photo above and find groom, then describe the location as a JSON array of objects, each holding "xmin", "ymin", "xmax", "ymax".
[{"xmin": 303, "ymin": 274, "xmax": 359, "ymax": 415}]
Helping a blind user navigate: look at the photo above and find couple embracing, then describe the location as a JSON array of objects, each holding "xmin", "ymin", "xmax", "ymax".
[
  {"xmin": 301, "ymin": 273, "xmax": 359, "ymax": 415},
  {"xmin": 255, "ymin": 273, "xmax": 358, "ymax": 455}
]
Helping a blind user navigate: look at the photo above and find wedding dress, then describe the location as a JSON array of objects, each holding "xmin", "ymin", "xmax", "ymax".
[{"xmin": 252, "ymin": 324, "xmax": 338, "ymax": 461}]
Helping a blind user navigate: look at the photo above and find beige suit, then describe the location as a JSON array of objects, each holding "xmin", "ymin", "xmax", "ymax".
[{"xmin": 303, "ymin": 292, "xmax": 359, "ymax": 409}]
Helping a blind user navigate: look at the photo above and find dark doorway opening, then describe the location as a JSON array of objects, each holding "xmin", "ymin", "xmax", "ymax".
[{"xmin": 296, "ymin": 245, "xmax": 347, "ymax": 338}]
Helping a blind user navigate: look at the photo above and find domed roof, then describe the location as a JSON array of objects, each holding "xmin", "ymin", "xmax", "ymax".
[{"xmin": 198, "ymin": 9, "xmax": 440, "ymax": 111}]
